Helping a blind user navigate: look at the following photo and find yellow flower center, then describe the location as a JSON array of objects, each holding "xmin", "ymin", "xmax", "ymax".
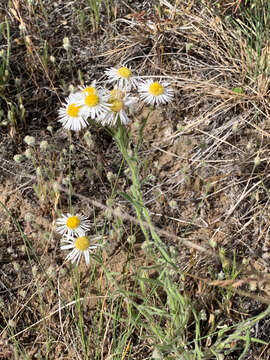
[
  {"xmin": 110, "ymin": 89, "xmax": 125, "ymax": 100},
  {"xmin": 85, "ymin": 94, "xmax": 99, "ymax": 107},
  {"xmin": 117, "ymin": 66, "xmax": 131, "ymax": 79},
  {"xmin": 67, "ymin": 104, "xmax": 81, "ymax": 117},
  {"xmin": 148, "ymin": 82, "xmax": 164, "ymax": 96},
  {"xmin": 110, "ymin": 99, "xmax": 124, "ymax": 113},
  {"xmin": 75, "ymin": 236, "xmax": 90, "ymax": 251},
  {"xmin": 82, "ymin": 86, "xmax": 97, "ymax": 96},
  {"xmin": 66, "ymin": 216, "xmax": 81, "ymax": 229}
]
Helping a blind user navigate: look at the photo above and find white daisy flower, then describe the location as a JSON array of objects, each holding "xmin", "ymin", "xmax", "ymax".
[
  {"xmin": 105, "ymin": 65, "xmax": 139, "ymax": 90},
  {"xmin": 79, "ymin": 87, "xmax": 110, "ymax": 120},
  {"xmin": 61, "ymin": 234, "xmax": 101, "ymax": 266},
  {"xmin": 99, "ymin": 89, "xmax": 137, "ymax": 126},
  {"xmin": 58, "ymin": 92, "xmax": 88, "ymax": 131},
  {"xmin": 79, "ymin": 82, "xmax": 97, "ymax": 96},
  {"xmin": 56, "ymin": 213, "xmax": 90, "ymax": 237},
  {"xmin": 138, "ymin": 79, "xmax": 173, "ymax": 106}
]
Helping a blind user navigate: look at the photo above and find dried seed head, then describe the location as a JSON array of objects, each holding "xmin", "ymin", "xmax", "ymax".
[
  {"xmin": 36, "ymin": 167, "xmax": 42, "ymax": 177},
  {"xmin": 47, "ymin": 125, "xmax": 53, "ymax": 134},
  {"xmin": 24, "ymin": 135, "xmax": 36, "ymax": 146},
  {"xmin": 25, "ymin": 148, "xmax": 32, "ymax": 158},
  {"xmin": 13, "ymin": 154, "xmax": 24, "ymax": 163},
  {"xmin": 209, "ymin": 238, "xmax": 217, "ymax": 248},
  {"xmin": 63, "ymin": 37, "xmax": 70, "ymax": 51},
  {"xmin": 106, "ymin": 171, "xmax": 115, "ymax": 183},
  {"xmin": 24, "ymin": 212, "xmax": 34, "ymax": 223},
  {"xmin": 232, "ymin": 122, "xmax": 238, "ymax": 132},
  {"xmin": 249, "ymin": 281, "xmax": 257, "ymax": 292},
  {"xmin": 254, "ymin": 154, "xmax": 260, "ymax": 167},
  {"xmin": 40, "ymin": 140, "xmax": 49, "ymax": 151},
  {"xmin": 246, "ymin": 142, "xmax": 252, "ymax": 151},
  {"xmin": 168, "ymin": 200, "xmax": 177, "ymax": 209},
  {"xmin": 68, "ymin": 84, "xmax": 75, "ymax": 93},
  {"xmin": 83, "ymin": 131, "xmax": 94, "ymax": 149}
]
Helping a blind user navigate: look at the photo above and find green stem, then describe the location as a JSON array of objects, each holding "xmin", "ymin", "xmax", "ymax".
[
  {"xmin": 114, "ymin": 115, "xmax": 179, "ymax": 265},
  {"xmin": 114, "ymin": 120, "xmax": 149, "ymax": 242},
  {"xmin": 68, "ymin": 132, "xmax": 73, "ymax": 213}
]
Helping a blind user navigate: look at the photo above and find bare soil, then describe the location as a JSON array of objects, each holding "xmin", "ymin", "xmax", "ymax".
[{"xmin": 1, "ymin": 0, "xmax": 270, "ymax": 358}]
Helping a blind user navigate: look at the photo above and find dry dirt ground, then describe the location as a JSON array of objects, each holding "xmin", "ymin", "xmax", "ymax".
[{"xmin": 1, "ymin": 0, "xmax": 270, "ymax": 358}]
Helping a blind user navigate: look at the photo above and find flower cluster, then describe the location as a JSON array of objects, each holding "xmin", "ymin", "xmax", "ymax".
[
  {"xmin": 57, "ymin": 213, "xmax": 101, "ymax": 266},
  {"xmin": 58, "ymin": 65, "xmax": 173, "ymax": 131},
  {"xmin": 56, "ymin": 66, "xmax": 174, "ymax": 266}
]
